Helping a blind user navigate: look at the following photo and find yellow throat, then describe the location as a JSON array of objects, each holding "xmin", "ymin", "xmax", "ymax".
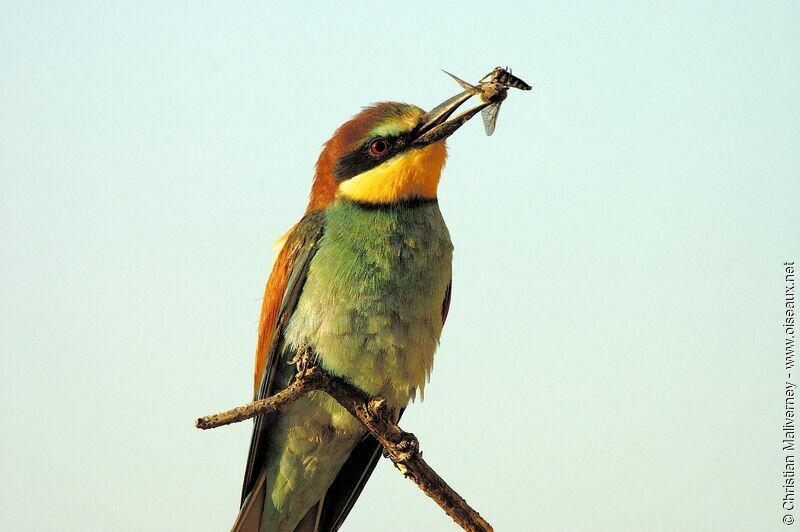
[{"xmin": 337, "ymin": 142, "xmax": 447, "ymax": 204}]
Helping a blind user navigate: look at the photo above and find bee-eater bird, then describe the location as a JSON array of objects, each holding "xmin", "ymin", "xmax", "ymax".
[{"xmin": 233, "ymin": 87, "xmax": 491, "ymax": 532}]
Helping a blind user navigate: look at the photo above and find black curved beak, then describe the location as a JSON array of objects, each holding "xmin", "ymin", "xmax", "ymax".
[{"xmin": 412, "ymin": 89, "xmax": 491, "ymax": 148}]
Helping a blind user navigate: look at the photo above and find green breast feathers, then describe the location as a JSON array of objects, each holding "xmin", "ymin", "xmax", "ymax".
[{"xmin": 283, "ymin": 198, "xmax": 453, "ymax": 408}]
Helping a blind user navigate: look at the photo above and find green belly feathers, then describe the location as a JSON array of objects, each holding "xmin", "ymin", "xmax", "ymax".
[{"xmin": 284, "ymin": 198, "xmax": 453, "ymax": 408}]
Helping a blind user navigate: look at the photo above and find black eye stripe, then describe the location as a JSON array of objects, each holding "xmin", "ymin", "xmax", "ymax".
[{"xmin": 333, "ymin": 131, "xmax": 415, "ymax": 182}]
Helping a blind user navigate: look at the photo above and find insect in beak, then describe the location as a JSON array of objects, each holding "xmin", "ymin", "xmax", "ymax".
[{"xmin": 442, "ymin": 67, "xmax": 532, "ymax": 136}]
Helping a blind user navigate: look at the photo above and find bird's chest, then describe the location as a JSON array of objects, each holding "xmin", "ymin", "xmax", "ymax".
[{"xmin": 284, "ymin": 200, "xmax": 453, "ymax": 409}]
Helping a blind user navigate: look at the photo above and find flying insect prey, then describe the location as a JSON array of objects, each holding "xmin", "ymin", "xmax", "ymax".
[
  {"xmin": 232, "ymin": 67, "xmax": 530, "ymax": 532},
  {"xmin": 443, "ymin": 66, "xmax": 532, "ymax": 135}
]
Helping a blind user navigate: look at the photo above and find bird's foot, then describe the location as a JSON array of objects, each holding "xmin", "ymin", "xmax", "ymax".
[
  {"xmin": 393, "ymin": 431, "xmax": 420, "ymax": 463},
  {"xmin": 388, "ymin": 432, "xmax": 420, "ymax": 479},
  {"xmin": 291, "ymin": 347, "xmax": 315, "ymax": 377}
]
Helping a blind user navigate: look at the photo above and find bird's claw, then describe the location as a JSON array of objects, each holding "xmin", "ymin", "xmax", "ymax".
[
  {"xmin": 291, "ymin": 347, "xmax": 315, "ymax": 377},
  {"xmin": 394, "ymin": 431, "xmax": 420, "ymax": 462},
  {"xmin": 381, "ymin": 431, "xmax": 420, "ymax": 465}
]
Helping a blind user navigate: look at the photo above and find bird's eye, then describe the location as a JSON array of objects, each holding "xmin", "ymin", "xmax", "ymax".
[{"xmin": 369, "ymin": 138, "xmax": 389, "ymax": 156}]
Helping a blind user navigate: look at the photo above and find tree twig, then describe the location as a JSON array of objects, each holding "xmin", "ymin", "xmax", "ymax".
[
  {"xmin": 195, "ymin": 371, "xmax": 323, "ymax": 429},
  {"xmin": 196, "ymin": 365, "xmax": 493, "ymax": 532}
]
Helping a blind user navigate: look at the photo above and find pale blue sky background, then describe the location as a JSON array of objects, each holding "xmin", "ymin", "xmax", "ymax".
[{"xmin": 1, "ymin": 2, "xmax": 798, "ymax": 531}]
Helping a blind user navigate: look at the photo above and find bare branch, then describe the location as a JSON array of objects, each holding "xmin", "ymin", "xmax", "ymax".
[
  {"xmin": 196, "ymin": 365, "xmax": 493, "ymax": 532},
  {"xmin": 195, "ymin": 370, "xmax": 324, "ymax": 430}
]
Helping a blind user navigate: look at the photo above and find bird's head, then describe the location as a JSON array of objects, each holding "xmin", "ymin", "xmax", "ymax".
[{"xmin": 308, "ymin": 91, "xmax": 486, "ymax": 210}]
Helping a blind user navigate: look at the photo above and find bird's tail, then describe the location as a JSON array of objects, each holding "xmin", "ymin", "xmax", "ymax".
[
  {"xmin": 231, "ymin": 470, "xmax": 266, "ymax": 532},
  {"xmin": 231, "ymin": 471, "xmax": 324, "ymax": 532}
]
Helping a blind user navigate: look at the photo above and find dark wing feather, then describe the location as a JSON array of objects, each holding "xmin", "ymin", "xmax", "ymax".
[
  {"xmin": 236, "ymin": 211, "xmax": 326, "ymax": 523},
  {"xmin": 316, "ymin": 437, "xmax": 384, "ymax": 531},
  {"xmin": 442, "ymin": 279, "xmax": 452, "ymax": 326}
]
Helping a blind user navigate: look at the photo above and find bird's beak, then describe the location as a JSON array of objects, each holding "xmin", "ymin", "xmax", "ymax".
[{"xmin": 412, "ymin": 89, "xmax": 491, "ymax": 148}]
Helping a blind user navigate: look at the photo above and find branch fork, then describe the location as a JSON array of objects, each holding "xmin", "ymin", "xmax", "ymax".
[{"xmin": 196, "ymin": 357, "xmax": 493, "ymax": 532}]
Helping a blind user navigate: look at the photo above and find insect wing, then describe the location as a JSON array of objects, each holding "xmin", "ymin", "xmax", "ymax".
[
  {"xmin": 442, "ymin": 70, "xmax": 481, "ymax": 94},
  {"xmin": 481, "ymin": 102, "xmax": 501, "ymax": 136}
]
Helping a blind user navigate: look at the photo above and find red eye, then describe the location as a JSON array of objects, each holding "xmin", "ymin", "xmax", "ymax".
[{"xmin": 369, "ymin": 138, "xmax": 389, "ymax": 156}]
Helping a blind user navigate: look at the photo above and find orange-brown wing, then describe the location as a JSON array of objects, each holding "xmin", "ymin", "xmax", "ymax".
[
  {"xmin": 253, "ymin": 238, "xmax": 296, "ymax": 393},
  {"xmin": 252, "ymin": 245, "xmax": 291, "ymax": 394},
  {"xmin": 252, "ymin": 212, "xmax": 325, "ymax": 397},
  {"xmin": 240, "ymin": 210, "xmax": 325, "ymax": 506}
]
